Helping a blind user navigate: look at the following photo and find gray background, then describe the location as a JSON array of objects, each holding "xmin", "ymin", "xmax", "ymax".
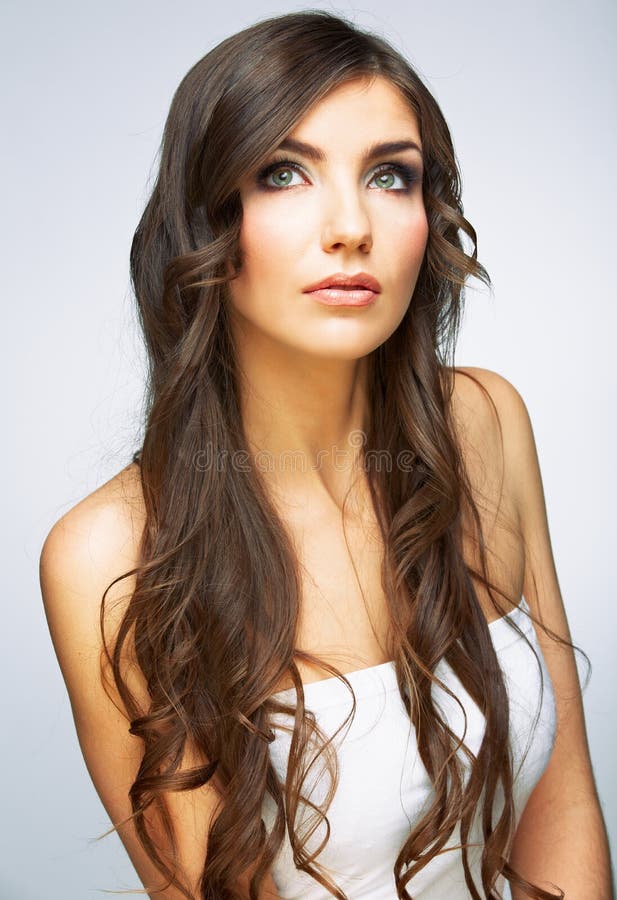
[{"xmin": 2, "ymin": 0, "xmax": 615, "ymax": 897}]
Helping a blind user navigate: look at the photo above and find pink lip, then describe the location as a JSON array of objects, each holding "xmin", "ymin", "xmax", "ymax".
[
  {"xmin": 302, "ymin": 272, "xmax": 382, "ymax": 293},
  {"xmin": 308, "ymin": 288, "xmax": 377, "ymax": 307}
]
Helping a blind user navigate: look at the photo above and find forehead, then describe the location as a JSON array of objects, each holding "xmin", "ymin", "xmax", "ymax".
[{"xmin": 289, "ymin": 76, "xmax": 420, "ymax": 143}]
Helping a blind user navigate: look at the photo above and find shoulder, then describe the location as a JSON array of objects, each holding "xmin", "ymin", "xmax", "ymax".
[
  {"xmin": 40, "ymin": 461, "xmax": 146, "ymax": 600},
  {"xmin": 39, "ymin": 462, "xmax": 147, "ymax": 713},
  {"xmin": 449, "ymin": 364, "xmax": 530, "ymax": 434},
  {"xmin": 40, "ymin": 460, "xmax": 146, "ymax": 554},
  {"xmin": 448, "ymin": 365, "xmax": 537, "ymax": 529},
  {"xmin": 39, "ymin": 465, "xmax": 182, "ymax": 892}
]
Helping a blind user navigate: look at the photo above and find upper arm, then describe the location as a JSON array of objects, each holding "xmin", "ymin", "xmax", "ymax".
[
  {"xmin": 461, "ymin": 368, "xmax": 599, "ymax": 810},
  {"xmin": 39, "ymin": 465, "xmax": 230, "ymax": 899}
]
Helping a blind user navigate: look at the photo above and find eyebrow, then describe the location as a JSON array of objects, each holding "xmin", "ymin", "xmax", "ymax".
[{"xmin": 275, "ymin": 137, "xmax": 424, "ymax": 163}]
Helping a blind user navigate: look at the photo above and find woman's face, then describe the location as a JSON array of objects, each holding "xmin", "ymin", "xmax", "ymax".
[{"xmin": 228, "ymin": 75, "xmax": 428, "ymax": 362}]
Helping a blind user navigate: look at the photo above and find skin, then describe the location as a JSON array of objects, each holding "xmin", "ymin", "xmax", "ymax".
[
  {"xmin": 39, "ymin": 73, "xmax": 613, "ymax": 899},
  {"xmin": 227, "ymin": 75, "xmax": 428, "ymax": 509}
]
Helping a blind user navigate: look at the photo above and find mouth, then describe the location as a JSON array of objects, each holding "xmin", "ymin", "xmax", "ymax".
[
  {"xmin": 302, "ymin": 272, "xmax": 382, "ymax": 293},
  {"xmin": 302, "ymin": 272, "xmax": 381, "ymax": 308},
  {"xmin": 305, "ymin": 287, "xmax": 378, "ymax": 307}
]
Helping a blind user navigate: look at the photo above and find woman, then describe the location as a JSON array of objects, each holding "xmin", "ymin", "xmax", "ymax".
[{"xmin": 39, "ymin": 10, "xmax": 612, "ymax": 900}]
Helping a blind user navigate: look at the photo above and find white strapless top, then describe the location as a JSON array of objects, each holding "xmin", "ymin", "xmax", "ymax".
[{"xmin": 261, "ymin": 598, "xmax": 557, "ymax": 899}]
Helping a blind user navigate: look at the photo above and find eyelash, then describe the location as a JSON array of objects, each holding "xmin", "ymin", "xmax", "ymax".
[{"xmin": 255, "ymin": 158, "xmax": 421, "ymax": 193}]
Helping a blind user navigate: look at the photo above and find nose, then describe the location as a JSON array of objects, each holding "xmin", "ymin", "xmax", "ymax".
[{"xmin": 321, "ymin": 184, "xmax": 373, "ymax": 254}]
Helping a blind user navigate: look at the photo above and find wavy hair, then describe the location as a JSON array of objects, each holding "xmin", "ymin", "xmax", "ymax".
[{"xmin": 100, "ymin": 10, "xmax": 576, "ymax": 899}]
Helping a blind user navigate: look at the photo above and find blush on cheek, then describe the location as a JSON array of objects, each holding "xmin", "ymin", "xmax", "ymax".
[
  {"xmin": 398, "ymin": 218, "xmax": 428, "ymax": 265},
  {"xmin": 392, "ymin": 218, "xmax": 428, "ymax": 299},
  {"xmin": 387, "ymin": 203, "xmax": 428, "ymax": 247},
  {"xmin": 240, "ymin": 208, "xmax": 295, "ymax": 267},
  {"xmin": 407, "ymin": 209, "xmax": 429, "ymax": 247}
]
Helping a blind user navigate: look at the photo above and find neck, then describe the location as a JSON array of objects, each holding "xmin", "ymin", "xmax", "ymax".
[{"xmin": 232, "ymin": 325, "xmax": 372, "ymax": 511}]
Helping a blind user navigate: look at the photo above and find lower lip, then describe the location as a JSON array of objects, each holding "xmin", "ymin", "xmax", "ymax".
[{"xmin": 306, "ymin": 288, "xmax": 378, "ymax": 307}]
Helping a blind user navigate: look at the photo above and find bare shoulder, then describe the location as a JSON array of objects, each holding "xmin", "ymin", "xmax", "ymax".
[
  {"xmin": 448, "ymin": 365, "xmax": 533, "ymax": 523},
  {"xmin": 440, "ymin": 365, "xmax": 537, "ymax": 617},
  {"xmin": 39, "ymin": 461, "xmax": 146, "ymax": 687},
  {"xmin": 448, "ymin": 366, "xmax": 570, "ymax": 633},
  {"xmin": 40, "ymin": 460, "xmax": 146, "ymax": 660},
  {"xmin": 448, "ymin": 364, "xmax": 529, "ymax": 438},
  {"xmin": 40, "ymin": 461, "xmax": 146, "ymax": 585}
]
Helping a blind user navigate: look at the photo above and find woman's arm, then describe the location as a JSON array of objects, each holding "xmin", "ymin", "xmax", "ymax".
[
  {"xmin": 474, "ymin": 369, "xmax": 613, "ymax": 899},
  {"xmin": 40, "ymin": 465, "xmax": 281, "ymax": 899}
]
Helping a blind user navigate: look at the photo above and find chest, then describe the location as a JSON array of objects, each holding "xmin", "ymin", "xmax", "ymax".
[
  {"xmin": 289, "ymin": 497, "xmax": 391, "ymax": 680},
  {"xmin": 271, "ymin": 469, "xmax": 525, "ymax": 692}
]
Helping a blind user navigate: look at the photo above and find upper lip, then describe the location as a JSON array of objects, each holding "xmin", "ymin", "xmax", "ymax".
[{"xmin": 303, "ymin": 272, "xmax": 382, "ymax": 293}]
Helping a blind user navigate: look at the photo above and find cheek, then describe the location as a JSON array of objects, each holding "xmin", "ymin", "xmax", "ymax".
[
  {"xmin": 238, "ymin": 201, "xmax": 303, "ymax": 283},
  {"xmin": 399, "ymin": 207, "xmax": 429, "ymax": 255},
  {"xmin": 388, "ymin": 208, "xmax": 429, "ymax": 287}
]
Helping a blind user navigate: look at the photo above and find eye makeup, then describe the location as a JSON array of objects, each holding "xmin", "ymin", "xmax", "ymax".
[
  {"xmin": 371, "ymin": 162, "xmax": 421, "ymax": 192},
  {"xmin": 255, "ymin": 156, "xmax": 422, "ymax": 194}
]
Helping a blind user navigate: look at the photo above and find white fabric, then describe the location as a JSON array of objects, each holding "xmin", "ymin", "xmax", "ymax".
[{"xmin": 262, "ymin": 597, "xmax": 557, "ymax": 898}]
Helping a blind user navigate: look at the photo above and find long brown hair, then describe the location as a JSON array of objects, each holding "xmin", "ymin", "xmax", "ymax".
[{"xmin": 101, "ymin": 10, "xmax": 574, "ymax": 898}]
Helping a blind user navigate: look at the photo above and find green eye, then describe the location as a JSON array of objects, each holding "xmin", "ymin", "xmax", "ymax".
[
  {"xmin": 256, "ymin": 161, "xmax": 305, "ymax": 190},
  {"xmin": 369, "ymin": 164, "xmax": 419, "ymax": 191},
  {"xmin": 270, "ymin": 168, "xmax": 295, "ymax": 187},
  {"xmin": 373, "ymin": 172, "xmax": 396, "ymax": 189},
  {"xmin": 255, "ymin": 158, "xmax": 421, "ymax": 193}
]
